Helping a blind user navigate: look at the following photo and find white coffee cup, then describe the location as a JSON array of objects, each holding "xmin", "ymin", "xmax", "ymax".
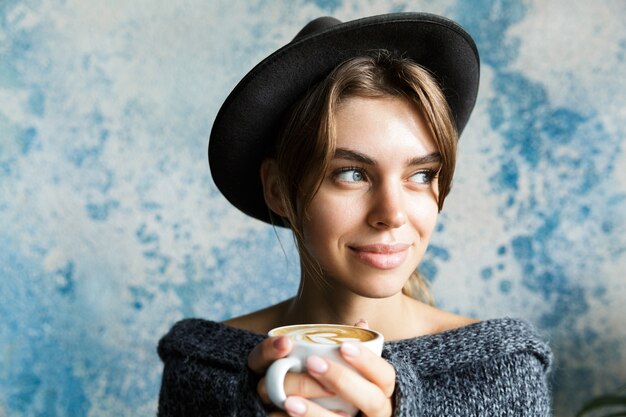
[{"xmin": 265, "ymin": 324, "xmax": 384, "ymax": 416}]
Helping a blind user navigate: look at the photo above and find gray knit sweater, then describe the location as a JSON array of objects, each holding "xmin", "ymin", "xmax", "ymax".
[{"xmin": 157, "ymin": 318, "xmax": 552, "ymax": 416}]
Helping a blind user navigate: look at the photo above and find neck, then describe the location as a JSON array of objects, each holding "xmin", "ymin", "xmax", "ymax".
[{"xmin": 281, "ymin": 276, "xmax": 425, "ymax": 340}]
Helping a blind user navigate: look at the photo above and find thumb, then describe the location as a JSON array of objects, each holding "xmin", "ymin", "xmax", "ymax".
[{"xmin": 354, "ymin": 319, "xmax": 369, "ymax": 329}]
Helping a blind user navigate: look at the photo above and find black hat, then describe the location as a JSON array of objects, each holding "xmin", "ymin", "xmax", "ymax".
[{"xmin": 209, "ymin": 13, "xmax": 480, "ymax": 225}]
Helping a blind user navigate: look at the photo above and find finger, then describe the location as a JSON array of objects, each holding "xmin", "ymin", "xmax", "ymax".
[
  {"xmin": 340, "ymin": 342, "xmax": 396, "ymax": 397},
  {"xmin": 353, "ymin": 319, "xmax": 368, "ymax": 328},
  {"xmin": 306, "ymin": 355, "xmax": 393, "ymax": 417},
  {"xmin": 257, "ymin": 373, "xmax": 332, "ymax": 404},
  {"xmin": 248, "ymin": 336, "xmax": 292, "ymax": 374},
  {"xmin": 283, "ymin": 396, "xmax": 349, "ymax": 417}
]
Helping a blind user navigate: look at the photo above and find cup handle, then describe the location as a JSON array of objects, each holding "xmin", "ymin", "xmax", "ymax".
[{"xmin": 265, "ymin": 357, "xmax": 303, "ymax": 409}]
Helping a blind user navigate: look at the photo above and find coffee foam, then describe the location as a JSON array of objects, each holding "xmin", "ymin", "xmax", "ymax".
[{"xmin": 272, "ymin": 325, "xmax": 376, "ymax": 345}]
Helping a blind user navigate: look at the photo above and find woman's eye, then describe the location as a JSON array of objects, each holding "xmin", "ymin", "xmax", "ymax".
[
  {"xmin": 335, "ymin": 168, "xmax": 365, "ymax": 183},
  {"xmin": 409, "ymin": 170, "xmax": 436, "ymax": 184}
]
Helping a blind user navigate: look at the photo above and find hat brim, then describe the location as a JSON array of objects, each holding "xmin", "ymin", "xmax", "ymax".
[{"xmin": 209, "ymin": 12, "xmax": 480, "ymax": 225}]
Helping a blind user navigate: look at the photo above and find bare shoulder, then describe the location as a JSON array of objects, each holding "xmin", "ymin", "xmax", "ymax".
[
  {"xmin": 391, "ymin": 297, "xmax": 479, "ymax": 340},
  {"xmin": 416, "ymin": 302, "xmax": 479, "ymax": 335},
  {"xmin": 223, "ymin": 299, "xmax": 291, "ymax": 334}
]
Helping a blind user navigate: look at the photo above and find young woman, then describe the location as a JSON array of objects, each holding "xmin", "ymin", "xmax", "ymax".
[{"xmin": 157, "ymin": 13, "xmax": 552, "ymax": 417}]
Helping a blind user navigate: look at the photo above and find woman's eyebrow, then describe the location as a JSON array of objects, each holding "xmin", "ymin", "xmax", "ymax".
[
  {"xmin": 407, "ymin": 152, "xmax": 442, "ymax": 166},
  {"xmin": 333, "ymin": 148, "xmax": 375, "ymax": 165},
  {"xmin": 334, "ymin": 148, "xmax": 441, "ymax": 166}
]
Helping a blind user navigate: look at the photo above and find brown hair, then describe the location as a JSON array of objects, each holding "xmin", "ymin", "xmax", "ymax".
[{"xmin": 268, "ymin": 51, "xmax": 458, "ymax": 303}]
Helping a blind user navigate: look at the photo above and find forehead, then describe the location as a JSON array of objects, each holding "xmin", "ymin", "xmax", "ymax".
[{"xmin": 333, "ymin": 96, "xmax": 436, "ymax": 155}]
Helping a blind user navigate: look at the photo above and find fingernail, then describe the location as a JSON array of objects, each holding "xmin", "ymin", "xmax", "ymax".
[
  {"xmin": 341, "ymin": 342, "xmax": 360, "ymax": 358},
  {"xmin": 273, "ymin": 336, "xmax": 289, "ymax": 351},
  {"xmin": 284, "ymin": 396, "xmax": 307, "ymax": 415},
  {"xmin": 306, "ymin": 355, "xmax": 329, "ymax": 374},
  {"xmin": 355, "ymin": 319, "xmax": 368, "ymax": 328}
]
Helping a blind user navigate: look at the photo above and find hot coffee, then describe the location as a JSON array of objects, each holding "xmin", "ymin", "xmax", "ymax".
[{"xmin": 269, "ymin": 324, "xmax": 377, "ymax": 345}]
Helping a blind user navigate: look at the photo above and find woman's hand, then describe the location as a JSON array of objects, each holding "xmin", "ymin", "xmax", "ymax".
[
  {"xmin": 248, "ymin": 335, "xmax": 333, "ymax": 415},
  {"xmin": 247, "ymin": 321, "xmax": 396, "ymax": 417},
  {"xmin": 282, "ymin": 341, "xmax": 396, "ymax": 417}
]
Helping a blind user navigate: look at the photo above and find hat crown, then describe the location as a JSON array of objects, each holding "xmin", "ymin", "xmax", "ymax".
[{"xmin": 293, "ymin": 16, "xmax": 342, "ymax": 41}]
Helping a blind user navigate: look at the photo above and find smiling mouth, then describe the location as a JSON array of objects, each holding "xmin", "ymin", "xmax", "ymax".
[{"xmin": 348, "ymin": 243, "xmax": 411, "ymax": 270}]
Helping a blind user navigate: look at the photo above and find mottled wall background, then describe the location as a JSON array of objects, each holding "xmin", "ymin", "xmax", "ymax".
[{"xmin": 1, "ymin": 0, "xmax": 624, "ymax": 416}]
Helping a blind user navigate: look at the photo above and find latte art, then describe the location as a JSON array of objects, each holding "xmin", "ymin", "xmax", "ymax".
[{"xmin": 271, "ymin": 325, "xmax": 377, "ymax": 345}]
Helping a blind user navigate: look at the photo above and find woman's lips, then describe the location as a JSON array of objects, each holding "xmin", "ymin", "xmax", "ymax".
[{"xmin": 349, "ymin": 243, "xmax": 411, "ymax": 270}]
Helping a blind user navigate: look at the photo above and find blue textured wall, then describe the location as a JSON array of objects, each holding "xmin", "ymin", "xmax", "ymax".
[{"xmin": 1, "ymin": 1, "xmax": 625, "ymax": 416}]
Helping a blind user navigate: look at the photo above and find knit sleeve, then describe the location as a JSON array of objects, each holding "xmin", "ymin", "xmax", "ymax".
[
  {"xmin": 157, "ymin": 354, "xmax": 267, "ymax": 417},
  {"xmin": 394, "ymin": 349, "xmax": 551, "ymax": 416},
  {"xmin": 156, "ymin": 319, "xmax": 269, "ymax": 417},
  {"xmin": 385, "ymin": 319, "xmax": 552, "ymax": 417}
]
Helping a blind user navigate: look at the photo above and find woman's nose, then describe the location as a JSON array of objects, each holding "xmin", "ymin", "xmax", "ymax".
[{"xmin": 367, "ymin": 183, "xmax": 406, "ymax": 229}]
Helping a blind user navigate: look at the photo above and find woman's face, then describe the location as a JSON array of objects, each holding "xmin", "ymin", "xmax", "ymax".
[{"xmin": 302, "ymin": 96, "xmax": 441, "ymax": 298}]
